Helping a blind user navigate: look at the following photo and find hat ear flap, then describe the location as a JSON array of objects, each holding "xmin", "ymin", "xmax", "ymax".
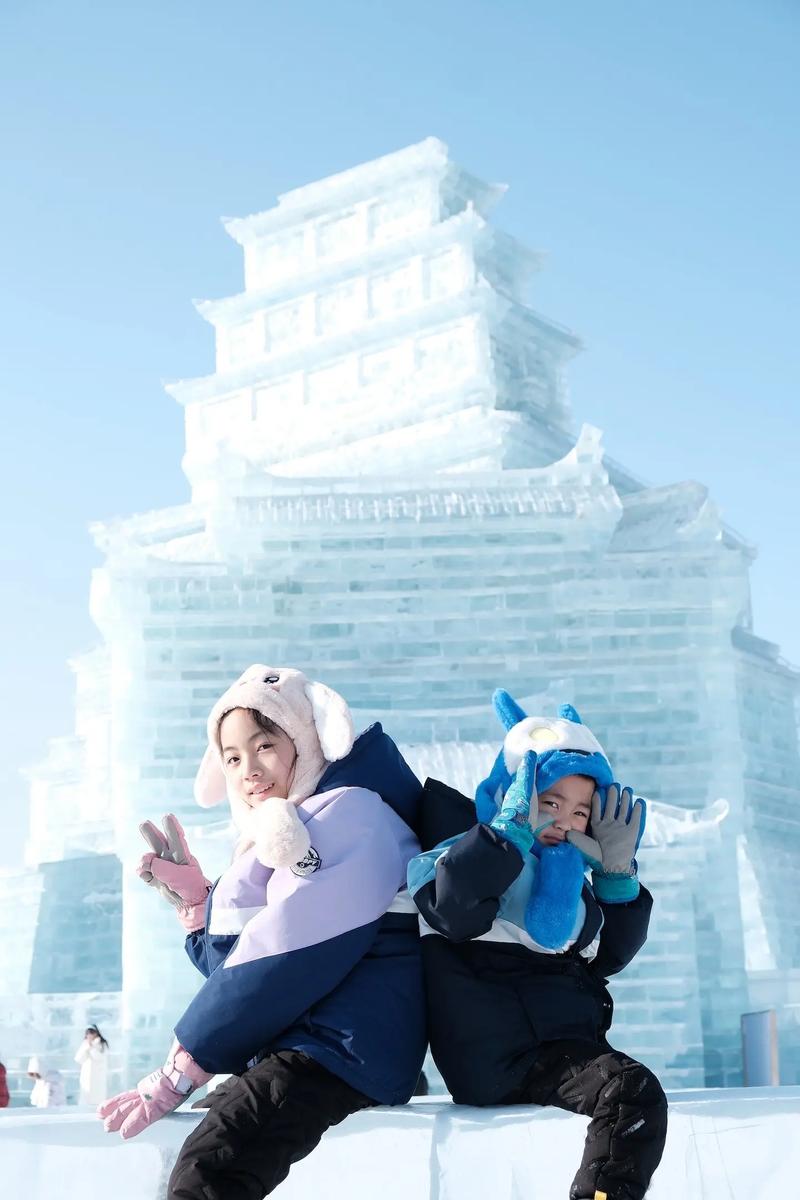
[
  {"xmin": 558, "ymin": 703, "xmax": 583, "ymax": 724},
  {"xmin": 493, "ymin": 688, "xmax": 528, "ymax": 731},
  {"xmin": 305, "ymin": 681, "xmax": 355, "ymax": 762},
  {"xmin": 194, "ymin": 744, "xmax": 227, "ymax": 808}
]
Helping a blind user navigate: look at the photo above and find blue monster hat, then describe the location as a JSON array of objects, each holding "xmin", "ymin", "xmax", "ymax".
[{"xmin": 475, "ymin": 690, "xmax": 614, "ymax": 823}]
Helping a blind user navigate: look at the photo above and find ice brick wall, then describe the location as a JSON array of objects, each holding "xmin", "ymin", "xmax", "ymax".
[{"xmin": 28, "ymin": 856, "xmax": 122, "ymax": 994}]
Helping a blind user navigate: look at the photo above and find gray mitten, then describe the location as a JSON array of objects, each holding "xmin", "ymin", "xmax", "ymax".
[{"xmin": 567, "ymin": 785, "xmax": 646, "ymax": 903}]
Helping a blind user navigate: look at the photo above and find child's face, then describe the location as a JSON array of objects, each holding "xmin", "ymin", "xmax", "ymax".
[
  {"xmin": 219, "ymin": 708, "xmax": 297, "ymax": 807},
  {"xmin": 536, "ymin": 774, "xmax": 594, "ymax": 846}
]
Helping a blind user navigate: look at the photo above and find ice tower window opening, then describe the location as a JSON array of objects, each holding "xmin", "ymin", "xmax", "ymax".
[
  {"xmin": 367, "ymin": 185, "xmax": 436, "ymax": 245},
  {"xmin": 307, "ymin": 358, "xmax": 358, "ymax": 407},
  {"xmin": 315, "ymin": 209, "xmax": 365, "ymax": 261},
  {"xmin": 246, "ymin": 228, "xmax": 308, "ymax": 291},
  {"xmin": 254, "ymin": 375, "xmax": 305, "ymax": 416},
  {"xmin": 360, "ymin": 343, "xmax": 411, "ymax": 386},
  {"xmin": 368, "ymin": 260, "xmax": 422, "ymax": 319},
  {"xmin": 427, "ymin": 246, "xmax": 471, "ymax": 302},
  {"xmin": 316, "ymin": 278, "xmax": 367, "ymax": 337},
  {"xmin": 264, "ymin": 297, "xmax": 312, "ymax": 356}
]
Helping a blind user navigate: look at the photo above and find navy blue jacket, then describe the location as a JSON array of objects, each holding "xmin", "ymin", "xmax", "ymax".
[
  {"xmin": 176, "ymin": 725, "xmax": 426, "ymax": 1105},
  {"xmin": 410, "ymin": 778, "xmax": 652, "ymax": 1105}
]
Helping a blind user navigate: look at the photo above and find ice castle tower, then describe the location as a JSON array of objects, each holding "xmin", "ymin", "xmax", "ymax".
[{"xmin": 8, "ymin": 139, "xmax": 799, "ymax": 1097}]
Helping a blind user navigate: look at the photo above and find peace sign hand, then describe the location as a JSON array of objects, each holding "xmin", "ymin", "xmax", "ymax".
[{"xmin": 137, "ymin": 814, "xmax": 211, "ymax": 931}]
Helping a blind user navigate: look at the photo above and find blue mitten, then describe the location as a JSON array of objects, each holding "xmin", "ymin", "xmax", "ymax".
[
  {"xmin": 567, "ymin": 784, "xmax": 646, "ymax": 903},
  {"xmin": 489, "ymin": 751, "xmax": 554, "ymax": 857},
  {"xmin": 524, "ymin": 842, "xmax": 587, "ymax": 949}
]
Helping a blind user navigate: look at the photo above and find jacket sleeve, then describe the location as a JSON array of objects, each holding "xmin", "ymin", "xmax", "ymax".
[
  {"xmin": 408, "ymin": 823, "xmax": 524, "ymax": 942},
  {"xmin": 175, "ymin": 794, "xmax": 409, "ymax": 1074},
  {"xmin": 184, "ymin": 932, "xmax": 210, "ymax": 976},
  {"xmin": 589, "ymin": 884, "xmax": 653, "ymax": 979},
  {"xmin": 0, "ymin": 1065, "xmax": 9, "ymax": 1108},
  {"xmin": 183, "ymin": 866, "xmax": 268, "ymax": 978},
  {"xmin": 183, "ymin": 930, "xmax": 237, "ymax": 978}
]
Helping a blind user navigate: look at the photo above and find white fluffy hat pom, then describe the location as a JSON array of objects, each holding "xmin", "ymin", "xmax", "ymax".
[{"xmin": 245, "ymin": 797, "xmax": 311, "ymax": 869}]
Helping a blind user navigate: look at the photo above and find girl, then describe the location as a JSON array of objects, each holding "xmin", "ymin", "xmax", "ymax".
[
  {"xmin": 74, "ymin": 1024, "xmax": 109, "ymax": 1106},
  {"xmin": 98, "ymin": 665, "xmax": 425, "ymax": 1200}
]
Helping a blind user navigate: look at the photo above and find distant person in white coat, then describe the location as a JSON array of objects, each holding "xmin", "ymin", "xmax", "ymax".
[
  {"xmin": 74, "ymin": 1025, "xmax": 109, "ymax": 1106},
  {"xmin": 27, "ymin": 1056, "xmax": 65, "ymax": 1107}
]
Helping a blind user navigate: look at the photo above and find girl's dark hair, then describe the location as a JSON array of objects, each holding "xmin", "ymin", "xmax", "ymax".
[
  {"xmin": 86, "ymin": 1025, "xmax": 109, "ymax": 1049},
  {"xmin": 215, "ymin": 708, "xmax": 287, "ymax": 751},
  {"xmin": 248, "ymin": 709, "xmax": 286, "ymax": 738}
]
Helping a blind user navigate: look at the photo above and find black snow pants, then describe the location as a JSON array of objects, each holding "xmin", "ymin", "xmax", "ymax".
[
  {"xmin": 512, "ymin": 1039, "xmax": 668, "ymax": 1200},
  {"xmin": 168, "ymin": 1050, "xmax": 374, "ymax": 1200}
]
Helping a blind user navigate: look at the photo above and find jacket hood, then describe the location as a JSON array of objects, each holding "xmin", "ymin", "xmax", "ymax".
[{"xmin": 317, "ymin": 723, "xmax": 422, "ymax": 834}]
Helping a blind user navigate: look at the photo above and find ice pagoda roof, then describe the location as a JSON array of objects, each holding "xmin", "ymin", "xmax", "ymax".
[
  {"xmin": 195, "ymin": 207, "xmax": 544, "ymax": 326},
  {"xmin": 87, "ymin": 425, "xmax": 621, "ymax": 557},
  {"xmin": 89, "ymin": 503, "xmax": 207, "ymax": 555},
  {"xmin": 610, "ymin": 481, "xmax": 755, "ymax": 558},
  {"xmin": 168, "ymin": 284, "xmax": 580, "ymax": 408},
  {"xmin": 611, "ymin": 481, "xmax": 719, "ymax": 552},
  {"xmin": 732, "ymin": 625, "xmax": 799, "ymax": 675},
  {"xmin": 224, "ymin": 137, "xmax": 506, "ymax": 244}
]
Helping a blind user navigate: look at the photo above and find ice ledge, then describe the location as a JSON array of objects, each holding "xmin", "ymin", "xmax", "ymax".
[
  {"xmin": 223, "ymin": 137, "xmax": 505, "ymax": 244},
  {"xmin": 3, "ymin": 1088, "xmax": 798, "ymax": 1200}
]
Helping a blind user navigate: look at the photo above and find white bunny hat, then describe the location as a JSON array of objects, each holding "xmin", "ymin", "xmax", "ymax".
[{"xmin": 194, "ymin": 665, "xmax": 355, "ymax": 820}]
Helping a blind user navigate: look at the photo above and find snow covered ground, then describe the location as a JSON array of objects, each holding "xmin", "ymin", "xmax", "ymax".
[{"xmin": 2, "ymin": 1087, "xmax": 797, "ymax": 1199}]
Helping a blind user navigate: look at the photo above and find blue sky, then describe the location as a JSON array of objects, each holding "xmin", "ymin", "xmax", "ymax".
[{"xmin": 1, "ymin": 0, "xmax": 798, "ymax": 865}]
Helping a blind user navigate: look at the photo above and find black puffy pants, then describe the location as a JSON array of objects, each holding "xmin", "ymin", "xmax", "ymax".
[
  {"xmin": 168, "ymin": 1051, "xmax": 374, "ymax": 1200},
  {"xmin": 514, "ymin": 1039, "xmax": 668, "ymax": 1200}
]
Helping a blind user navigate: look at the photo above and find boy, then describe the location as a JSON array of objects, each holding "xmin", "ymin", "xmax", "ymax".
[{"xmin": 408, "ymin": 691, "xmax": 667, "ymax": 1200}]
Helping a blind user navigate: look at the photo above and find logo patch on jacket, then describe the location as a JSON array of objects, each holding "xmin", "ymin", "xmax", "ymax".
[{"xmin": 291, "ymin": 846, "xmax": 321, "ymax": 877}]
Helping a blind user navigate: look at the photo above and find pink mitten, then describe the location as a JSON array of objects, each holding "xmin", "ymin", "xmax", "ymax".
[
  {"xmin": 98, "ymin": 1041, "xmax": 212, "ymax": 1140},
  {"xmin": 137, "ymin": 813, "xmax": 212, "ymax": 933}
]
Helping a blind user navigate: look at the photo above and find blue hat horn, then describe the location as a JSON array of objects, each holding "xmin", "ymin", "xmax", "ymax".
[{"xmin": 493, "ymin": 689, "xmax": 528, "ymax": 731}]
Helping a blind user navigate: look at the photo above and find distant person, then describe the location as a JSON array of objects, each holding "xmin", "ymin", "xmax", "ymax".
[
  {"xmin": 408, "ymin": 691, "xmax": 668, "ymax": 1200},
  {"xmin": 74, "ymin": 1025, "xmax": 110, "ymax": 1106},
  {"xmin": 27, "ymin": 1056, "xmax": 66, "ymax": 1107},
  {"xmin": 98, "ymin": 665, "xmax": 425, "ymax": 1200},
  {"xmin": 0, "ymin": 1058, "xmax": 9, "ymax": 1107}
]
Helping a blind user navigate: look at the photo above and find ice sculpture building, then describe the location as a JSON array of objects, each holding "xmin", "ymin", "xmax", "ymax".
[{"xmin": 3, "ymin": 139, "xmax": 798, "ymax": 1100}]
